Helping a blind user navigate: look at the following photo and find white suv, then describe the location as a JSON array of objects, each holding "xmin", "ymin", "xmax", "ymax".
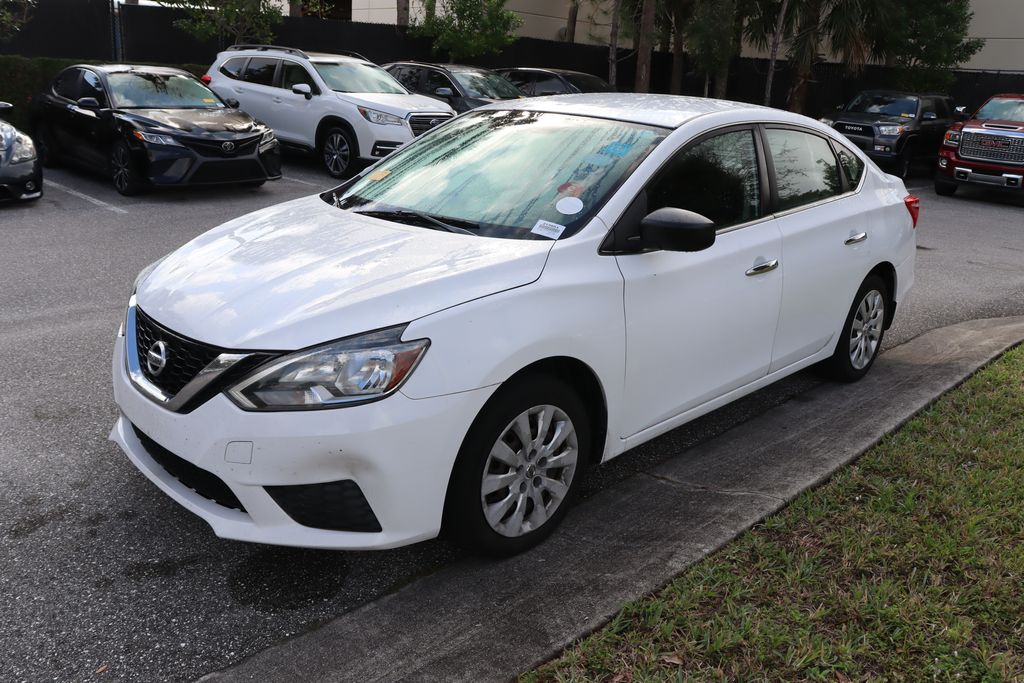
[{"xmin": 205, "ymin": 45, "xmax": 455, "ymax": 177}]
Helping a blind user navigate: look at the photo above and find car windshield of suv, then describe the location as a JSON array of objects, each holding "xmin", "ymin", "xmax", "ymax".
[
  {"xmin": 108, "ymin": 72, "xmax": 224, "ymax": 109},
  {"xmin": 563, "ymin": 73, "xmax": 613, "ymax": 92},
  {"xmin": 451, "ymin": 69, "xmax": 523, "ymax": 99},
  {"xmin": 313, "ymin": 61, "xmax": 407, "ymax": 94},
  {"xmin": 974, "ymin": 97, "xmax": 1024, "ymax": 121},
  {"xmin": 333, "ymin": 110, "xmax": 666, "ymax": 240},
  {"xmin": 846, "ymin": 93, "xmax": 919, "ymax": 118}
]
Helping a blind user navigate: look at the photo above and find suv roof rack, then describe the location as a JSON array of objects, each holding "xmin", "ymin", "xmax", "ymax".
[
  {"xmin": 307, "ymin": 49, "xmax": 370, "ymax": 62},
  {"xmin": 227, "ymin": 44, "xmax": 308, "ymax": 59}
]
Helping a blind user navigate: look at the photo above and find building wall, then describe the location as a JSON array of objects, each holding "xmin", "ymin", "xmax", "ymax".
[{"xmin": 964, "ymin": 0, "xmax": 1024, "ymax": 71}]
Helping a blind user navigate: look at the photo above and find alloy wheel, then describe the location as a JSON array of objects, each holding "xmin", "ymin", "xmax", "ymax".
[
  {"xmin": 480, "ymin": 404, "xmax": 579, "ymax": 538},
  {"xmin": 849, "ymin": 289, "xmax": 885, "ymax": 370},
  {"xmin": 323, "ymin": 132, "xmax": 350, "ymax": 176},
  {"xmin": 112, "ymin": 146, "xmax": 130, "ymax": 193}
]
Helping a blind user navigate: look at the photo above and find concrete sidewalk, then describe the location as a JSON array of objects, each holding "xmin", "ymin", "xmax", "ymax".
[{"xmin": 201, "ymin": 316, "xmax": 1024, "ymax": 683}]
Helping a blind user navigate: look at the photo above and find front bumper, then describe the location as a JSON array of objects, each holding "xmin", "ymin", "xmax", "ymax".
[
  {"xmin": 138, "ymin": 137, "xmax": 282, "ymax": 187},
  {"xmin": 0, "ymin": 157, "xmax": 42, "ymax": 201},
  {"xmin": 109, "ymin": 334, "xmax": 493, "ymax": 549},
  {"xmin": 937, "ymin": 149, "xmax": 1024, "ymax": 190}
]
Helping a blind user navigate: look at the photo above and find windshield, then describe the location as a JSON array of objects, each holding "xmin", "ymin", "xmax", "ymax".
[
  {"xmin": 564, "ymin": 73, "xmax": 613, "ymax": 93},
  {"xmin": 974, "ymin": 97, "xmax": 1024, "ymax": 121},
  {"xmin": 312, "ymin": 61, "xmax": 407, "ymax": 94},
  {"xmin": 333, "ymin": 110, "xmax": 665, "ymax": 240},
  {"xmin": 845, "ymin": 93, "xmax": 919, "ymax": 118},
  {"xmin": 108, "ymin": 72, "xmax": 223, "ymax": 109},
  {"xmin": 451, "ymin": 69, "xmax": 523, "ymax": 99}
]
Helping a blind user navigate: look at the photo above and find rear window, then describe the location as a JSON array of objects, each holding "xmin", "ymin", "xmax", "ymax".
[{"xmin": 220, "ymin": 57, "xmax": 247, "ymax": 80}]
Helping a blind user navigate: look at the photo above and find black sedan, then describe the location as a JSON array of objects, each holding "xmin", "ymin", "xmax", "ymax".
[
  {"xmin": 496, "ymin": 68, "xmax": 614, "ymax": 96},
  {"xmin": 0, "ymin": 101, "xmax": 43, "ymax": 202},
  {"xmin": 31, "ymin": 64, "xmax": 281, "ymax": 195}
]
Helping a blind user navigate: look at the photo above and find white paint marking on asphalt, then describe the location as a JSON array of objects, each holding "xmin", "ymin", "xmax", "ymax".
[
  {"xmin": 281, "ymin": 175, "xmax": 322, "ymax": 187},
  {"xmin": 46, "ymin": 181, "xmax": 129, "ymax": 214}
]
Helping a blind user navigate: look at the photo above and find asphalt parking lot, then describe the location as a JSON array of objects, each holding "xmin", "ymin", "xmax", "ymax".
[{"xmin": 2, "ymin": 162, "xmax": 1023, "ymax": 682}]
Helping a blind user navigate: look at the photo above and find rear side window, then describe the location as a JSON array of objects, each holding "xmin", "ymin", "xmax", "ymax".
[
  {"xmin": 53, "ymin": 69, "xmax": 83, "ymax": 100},
  {"xmin": 220, "ymin": 57, "xmax": 247, "ymax": 80},
  {"xmin": 242, "ymin": 57, "xmax": 278, "ymax": 86},
  {"xmin": 390, "ymin": 66, "xmax": 420, "ymax": 91},
  {"xmin": 834, "ymin": 141, "xmax": 865, "ymax": 187},
  {"xmin": 533, "ymin": 75, "xmax": 566, "ymax": 96},
  {"xmin": 648, "ymin": 128, "xmax": 762, "ymax": 228},
  {"xmin": 504, "ymin": 71, "xmax": 537, "ymax": 94},
  {"xmin": 766, "ymin": 128, "xmax": 842, "ymax": 211}
]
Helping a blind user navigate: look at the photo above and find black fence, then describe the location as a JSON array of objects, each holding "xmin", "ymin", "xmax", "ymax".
[{"xmin": 3, "ymin": 0, "xmax": 1024, "ymax": 118}]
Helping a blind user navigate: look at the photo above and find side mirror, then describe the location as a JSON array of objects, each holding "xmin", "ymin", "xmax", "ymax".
[
  {"xmin": 954, "ymin": 105, "xmax": 969, "ymax": 120},
  {"xmin": 77, "ymin": 96, "xmax": 101, "ymax": 110},
  {"xmin": 434, "ymin": 87, "xmax": 454, "ymax": 99},
  {"xmin": 923, "ymin": 111, "xmax": 938, "ymax": 120},
  {"xmin": 291, "ymin": 83, "xmax": 313, "ymax": 100},
  {"xmin": 640, "ymin": 208, "xmax": 716, "ymax": 252},
  {"xmin": 226, "ymin": 98, "xmax": 240, "ymax": 109}
]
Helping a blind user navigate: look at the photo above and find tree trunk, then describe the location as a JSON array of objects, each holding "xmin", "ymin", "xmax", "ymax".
[
  {"xmin": 787, "ymin": 68, "xmax": 811, "ymax": 113},
  {"xmin": 634, "ymin": 0, "xmax": 657, "ymax": 93},
  {"xmin": 396, "ymin": 0, "xmax": 410, "ymax": 26},
  {"xmin": 764, "ymin": 0, "xmax": 790, "ymax": 106},
  {"xmin": 566, "ymin": 1, "xmax": 578, "ymax": 43},
  {"xmin": 608, "ymin": 0, "xmax": 622, "ymax": 88},
  {"xmin": 287, "ymin": 0, "xmax": 300, "ymax": 17},
  {"xmin": 670, "ymin": 11, "xmax": 685, "ymax": 94},
  {"xmin": 712, "ymin": 1, "xmax": 742, "ymax": 99}
]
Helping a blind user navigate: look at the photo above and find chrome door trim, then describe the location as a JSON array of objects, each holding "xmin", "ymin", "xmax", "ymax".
[
  {"xmin": 745, "ymin": 259, "xmax": 779, "ymax": 276},
  {"xmin": 844, "ymin": 232, "xmax": 868, "ymax": 245}
]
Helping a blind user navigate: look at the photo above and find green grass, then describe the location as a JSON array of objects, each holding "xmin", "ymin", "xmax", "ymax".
[{"xmin": 524, "ymin": 346, "xmax": 1024, "ymax": 682}]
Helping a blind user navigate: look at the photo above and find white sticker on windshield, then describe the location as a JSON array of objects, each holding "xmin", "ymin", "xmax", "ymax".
[
  {"xmin": 555, "ymin": 196, "xmax": 584, "ymax": 215},
  {"xmin": 531, "ymin": 219, "xmax": 566, "ymax": 240}
]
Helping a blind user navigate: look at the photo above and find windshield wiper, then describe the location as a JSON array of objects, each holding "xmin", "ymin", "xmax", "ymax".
[{"xmin": 354, "ymin": 209, "xmax": 479, "ymax": 235}]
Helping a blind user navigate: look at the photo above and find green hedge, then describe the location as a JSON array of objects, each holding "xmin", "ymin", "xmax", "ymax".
[{"xmin": 0, "ymin": 54, "xmax": 208, "ymax": 131}]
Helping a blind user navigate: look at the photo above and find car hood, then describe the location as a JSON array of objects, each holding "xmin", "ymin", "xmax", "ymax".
[
  {"xmin": 963, "ymin": 118, "xmax": 1024, "ymax": 131},
  {"xmin": 115, "ymin": 108, "xmax": 264, "ymax": 137},
  {"xmin": 336, "ymin": 92, "xmax": 455, "ymax": 116},
  {"xmin": 135, "ymin": 195, "xmax": 553, "ymax": 350},
  {"xmin": 835, "ymin": 111, "xmax": 911, "ymax": 126}
]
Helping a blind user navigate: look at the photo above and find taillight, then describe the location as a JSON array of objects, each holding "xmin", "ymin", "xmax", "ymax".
[
  {"xmin": 904, "ymin": 195, "xmax": 920, "ymax": 228},
  {"xmin": 201, "ymin": 74, "xmax": 212, "ymax": 85},
  {"xmin": 943, "ymin": 130, "xmax": 961, "ymax": 147}
]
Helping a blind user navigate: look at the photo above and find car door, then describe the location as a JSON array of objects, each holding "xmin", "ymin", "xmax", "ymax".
[
  {"xmin": 47, "ymin": 67, "xmax": 86, "ymax": 157},
  {"xmin": 73, "ymin": 68, "xmax": 111, "ymax": 169},
  {"xmin": 228, "ymin": 57, "xmax": 280, "ymax": 126},
  {"xmin": 918, "ymin": 97, "xmax": 947, "ymax": 159},
  {"xmin": 615, "ymin": 126, "xmax": 783, "ymax": 437},
  {"xmin": 275, "ymin": 60, "xmax": 321, "ymax": 146},
  {"xmin": 763, "ymin": 126, "xmax": 874, "ymax": 372}
]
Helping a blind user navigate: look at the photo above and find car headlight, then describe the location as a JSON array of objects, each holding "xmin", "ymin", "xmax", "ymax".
[
  {"xmin": 357, "ymin": 106, "xmax": 404, "ymax": 126},
  {"xmin": 11, "ymin": 132, "xmax": 36, "ymax": 163},
  {"xmin": 878, "ymin": 125, "xmax": 904, "ymax": 137},
  {"xmin": 260, "ymin": 129, "xmax": 276, "ymax": 146},
  {"xmin": 133, "ymin": 130, "xmax": 183, "ymax": 146},
  {"xmin": 943, "ymin": 130, "xmax": 961, "ymax": 147},
  {"xmin": 227, "ymin": 326, "xmax": 429, "ymax": 410}
]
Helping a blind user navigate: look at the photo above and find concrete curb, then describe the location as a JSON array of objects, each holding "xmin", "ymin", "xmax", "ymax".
[{"xmin": 200, "ymin": 316, "xmax": 1024, "ymax": 683}]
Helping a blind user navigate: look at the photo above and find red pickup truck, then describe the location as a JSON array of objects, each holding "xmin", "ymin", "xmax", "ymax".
[{"xmin": 935, "ymin": 94, "xmax": 1024, "ymax": 196}]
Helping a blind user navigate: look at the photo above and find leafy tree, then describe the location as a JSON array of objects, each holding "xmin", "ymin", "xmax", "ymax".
[
  {"xmin": 411, "ymin": 0, "xmax": 522, "ymax": 62},
  {"xmin": 874, "ymin": 0, "xmax": 983, "ymax": 90},
  {"xmin": 684, "ymin": 0, "xmax": 737, "ymax": 96},
  {"xmin": 0, "ymin": 0, "xmax": 35, "ymax": 41},
  {"xmin": 157, "ymin": 0, "xmax": 282, "ymax": 45}
]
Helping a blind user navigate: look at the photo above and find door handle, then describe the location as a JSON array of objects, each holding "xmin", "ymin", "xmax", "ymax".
[
  {"xmin": 272, "ymin": 97, "xmax": 283, "ymax": 104},
  {"xmin": 844, "ymin": 232, "xmax": 868, "ymax": 245},
  {"xmin": 745, "ymin": 259, "xmax": 779, "ymax": 276}
]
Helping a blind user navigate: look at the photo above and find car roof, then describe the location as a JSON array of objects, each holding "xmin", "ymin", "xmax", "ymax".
[
  {"xmin": 386, "ymin": 61, "xmax": 496, "ymax": 74},
  {"xmin": 75, "ymin": 64, "xmax": 194, "ymax": 77},
  {"xmin": 984, "ymin": 93, "xmax": 1024, "ymax": 100},
  {"xmin": 500, "ymin": 67, "xmax": 602, "ymax": 79},
  {"xmin": 484, "ymin": 93, "xmax": 770, "ymax": 129},
  {"xmin": 856, "ymin": 89, "xmax": 950, "ymax": 98}
]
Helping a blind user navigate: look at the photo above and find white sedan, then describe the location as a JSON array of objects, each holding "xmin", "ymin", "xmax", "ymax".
[{"xmin": 110, "ymin": 94, "xmax": 917, "ymax": 556}]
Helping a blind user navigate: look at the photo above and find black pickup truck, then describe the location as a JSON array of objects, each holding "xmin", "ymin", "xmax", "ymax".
[{"xmin": 823, "ymin": 90, "xmax": 956, "ymax": 178}]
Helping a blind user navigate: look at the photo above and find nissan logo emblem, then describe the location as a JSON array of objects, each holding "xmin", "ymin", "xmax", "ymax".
[
  {"xmin": 221, "ymin": 141, "xmax": 236, "ymax": 153},
  {"xmin": 146, "ymin": 340, "xmax": 169, "ymax": 376}
]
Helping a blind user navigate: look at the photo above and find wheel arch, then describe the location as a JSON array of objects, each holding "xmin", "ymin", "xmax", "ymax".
[
  {"xmin": 867, "ymin": 261, "xmax": 898, "ymax": 329},
  {"xmin": 315, "ymin": 116, "xmax": 359, "ymax": 156}
]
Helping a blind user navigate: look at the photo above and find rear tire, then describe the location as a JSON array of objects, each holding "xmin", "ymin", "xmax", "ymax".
[
  {"xmin": 444, "ymin": 373, "xmax": 591, "ymax": 557},
  {"xmin": 895, "ymin": 148, "xmax": 912, "ymax": 179},
  {"xmin": 35, "ymin": 124, "xmax": 60, "ymax": 168},
  {"xmin": 110, "ymin": 139, "xmax": 146, "ymax": 196},
  {"xmin": 821, "ymin": 274, "xmax": 889, "ymax": 383},
  {"xmin": 934, "ymin": 178, "xmax": 958, "ymax": 196},
  {"xmin": 320, "ymin": 127, "xmax": 354, "ymax": 178}
]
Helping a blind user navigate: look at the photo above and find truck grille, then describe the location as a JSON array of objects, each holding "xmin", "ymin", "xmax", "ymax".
[
  {"xmin": 135, "ymin": 307, "xmax": 224, "ymax": 396},
  {"xmin": 836, "ymin": 121, "xmax": 872, "ymax": 138},
  {"xmin": 960, "ymin": 131, "xmax": 1024, "ymax": 165},
  {"xmin": 408, "ymin": 113, "xmax": 453, "ymax": 137}
]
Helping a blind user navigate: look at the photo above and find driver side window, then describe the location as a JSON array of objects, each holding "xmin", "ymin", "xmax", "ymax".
[{"xmin": 647, "ymin": 129, "xmax": 762, "ymax": 228}]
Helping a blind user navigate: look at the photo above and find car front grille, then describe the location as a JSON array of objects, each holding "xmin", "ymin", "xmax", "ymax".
[
  {"xmin": 135, "ymin": 307, "xmax": 224, "ymax": 396},
  {"xmin": 188, "ymin": 159, "xmax": 266, "ymax": 184},
  {"xmin": 408, "ymin": 113, "xmax": 453, "ymax": 137},
  {"xmin": 836, "ymin": 121, "xmax": 873, "ymax": 138},
  {"xmin": 133, "ymin": 425, "xmax": 246, "ymax": 511},
  {"xmin": 181, "ymin": 135, "xmax": 261, "ymax": 158},
  {"xmin": 960, "ymin": 131, "xmax": 1024, "ymax": 165}
]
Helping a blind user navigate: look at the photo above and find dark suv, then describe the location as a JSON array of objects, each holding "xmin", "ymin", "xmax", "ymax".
[
  {"xmin": 935, "ymin": 94, "xmax": 1024, "ymax": 196},
  {"xmin": 824, "ymin": 90, "xmax": 955, "ymax": 178},
  {"xmin": 383, "ymin": 62, "xmax": 524, "ymax": 112}
]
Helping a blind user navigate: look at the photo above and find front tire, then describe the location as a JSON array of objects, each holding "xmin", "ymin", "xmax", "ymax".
[
  {"xmin": 445, "ymin": 373, "xmax": 591, "ymax": 557},
  {"xmin": 110, "ymin": 139, "xmax": 146, "ymax": 196},
  {"xmin": 320, "ymin": 127, "xmax": 354, "ymax": 178},
  {"xmin": 821, "ymin": 274, "xmax": 889, "ymax": 382},
  {"xmin": 934, "ymin": 178, "xmax": 958, "ymax": 196}
]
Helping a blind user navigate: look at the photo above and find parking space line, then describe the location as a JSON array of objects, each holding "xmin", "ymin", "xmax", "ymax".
[
  {"xmin": 46, "ymin": 180, "xmax": 129, "ymax": 214},
  {"xmin": 281, "ymin": 175, "xmax": 322, "ymax": 187}
]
